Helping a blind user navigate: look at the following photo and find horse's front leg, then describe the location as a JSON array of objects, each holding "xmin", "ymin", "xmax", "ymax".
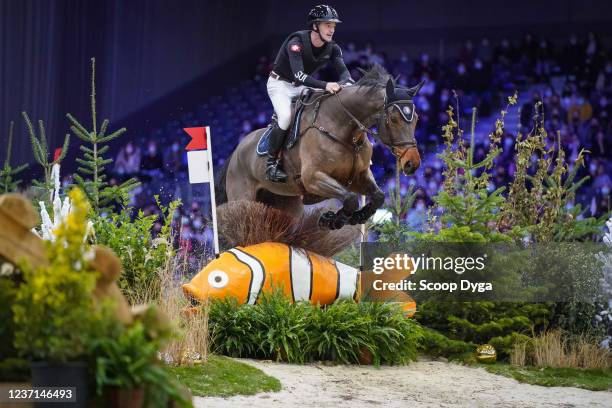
[
  {"xmin": 301, "ymin": 170, "xmax": 358, "ymax": 230},
  {"xmin": 348, "ymin": 169, "xmax": 385, "ymax": 225}
]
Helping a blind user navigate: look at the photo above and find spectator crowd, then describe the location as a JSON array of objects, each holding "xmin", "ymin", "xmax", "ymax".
[{"xmin": 108, "ymin": 32, "xmax": 611, "ymax": 257}]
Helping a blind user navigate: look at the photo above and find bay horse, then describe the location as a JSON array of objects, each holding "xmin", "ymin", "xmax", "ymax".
[{"xmin": 218, "ymin": 65, "xmax": 422, "ymax": 230}]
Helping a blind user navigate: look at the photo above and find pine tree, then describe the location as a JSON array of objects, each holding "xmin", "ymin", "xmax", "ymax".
[
  {"xmin": 0, "ymin": 121, "xmax": 29, "ymax": 193},
  {"xmin": 23, "ymin": 112, "xmax": 70, "ymax": 200},
  {"xmin": 67, "ymin": 58, "xmax": 139, "ymax": 212}
]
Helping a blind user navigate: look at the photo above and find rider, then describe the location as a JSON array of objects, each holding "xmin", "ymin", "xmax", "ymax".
[{"xmin": 265, "ymin": 4, "xmax": 355, "ymax": 183}]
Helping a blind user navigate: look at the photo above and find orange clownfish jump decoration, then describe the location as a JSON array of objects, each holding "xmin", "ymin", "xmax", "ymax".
[{"xmin": 182, "ymin": 242, "xmax": 416, "ymax": 317}]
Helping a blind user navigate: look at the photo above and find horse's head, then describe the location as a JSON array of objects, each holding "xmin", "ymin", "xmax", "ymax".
[{"xmin": 377, "ymin": 79, "xmax": 423, "ymax": 175}]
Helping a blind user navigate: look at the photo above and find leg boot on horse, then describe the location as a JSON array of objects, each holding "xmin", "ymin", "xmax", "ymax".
[{"xmin": 265, "ymin": 125, "xmax": 288, "ymax": 183}]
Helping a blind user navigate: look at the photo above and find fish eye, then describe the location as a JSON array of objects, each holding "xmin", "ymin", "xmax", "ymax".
[{"xmin": 207, "ymin": 270, "xmax": 229, "ymax": 289}]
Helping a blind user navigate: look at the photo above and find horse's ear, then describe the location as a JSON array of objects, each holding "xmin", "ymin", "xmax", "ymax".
[
  {"xmin": 407, "ymin": 80, "xmax": 425, "ymax": 98},
  {"xmin": 386, "ymin": 78, "xmax": 395, "ymax": 99}
]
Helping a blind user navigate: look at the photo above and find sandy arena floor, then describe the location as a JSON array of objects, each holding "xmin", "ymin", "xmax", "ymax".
[{"xmin": 194, "ymin": 358, "xmax": 612, "ymax": 408}]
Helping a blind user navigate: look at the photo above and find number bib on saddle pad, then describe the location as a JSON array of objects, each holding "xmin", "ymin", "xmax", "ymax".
[{"xmin": 256, "ymin": 102, "xmax": 307, "ymax": 156}]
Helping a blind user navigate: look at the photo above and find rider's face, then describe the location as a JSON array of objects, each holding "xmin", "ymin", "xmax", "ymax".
[{"xmin": 317, "ymin": 22, "xmax": 336, "ymax": 42}]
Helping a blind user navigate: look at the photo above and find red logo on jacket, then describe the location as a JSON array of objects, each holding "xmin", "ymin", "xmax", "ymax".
[{"xmin": 290, "ymin": 44, "xmax": 302, "ymax": 52}]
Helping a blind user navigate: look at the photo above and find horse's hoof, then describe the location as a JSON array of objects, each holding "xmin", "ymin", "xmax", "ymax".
[
  {"xmin": 348, "ymin": 212, "xmax": 367, "ymax": 225},
  {"xmin": 332, "ymin": 214, "xmax": 349, "ymax": 230},
  {"xmin": 318, "ymin": 211, "xmax": 335, "ymax": 229}
]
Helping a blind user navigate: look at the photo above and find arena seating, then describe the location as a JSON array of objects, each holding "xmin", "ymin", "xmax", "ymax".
[{"xmin": 109, "ymin": 33, "xmax": 612, "ymax": 258}]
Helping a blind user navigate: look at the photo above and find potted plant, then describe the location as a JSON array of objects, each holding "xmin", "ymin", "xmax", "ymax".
[
  {"xmin": 12, "ymin": 188, "xmax": 101, "ymax": 407},
  {"xmin": 92, "ymin": 306, "xmax": 192, "ymax": 408}
]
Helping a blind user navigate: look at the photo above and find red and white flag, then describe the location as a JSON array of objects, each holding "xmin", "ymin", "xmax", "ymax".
[
  {"xmin": 184, "ymin": 126, "xmax": 211, "ymax": 184},
  {"xmin": 182, "ymin": 126, "xmax": 219, "ymax": 254}
]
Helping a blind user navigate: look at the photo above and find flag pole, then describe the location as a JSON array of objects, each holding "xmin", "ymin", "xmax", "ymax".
[
  {"xmin": 360, "ymin": 194, "xmax": 367, "ymax": 242},
  {"xmin": 359, "ymin": 194, "xmax": 366, "ymax": 269},
  {"xmin": 206, "ymin": 126, "xmax": 220, "ymax": 256}
]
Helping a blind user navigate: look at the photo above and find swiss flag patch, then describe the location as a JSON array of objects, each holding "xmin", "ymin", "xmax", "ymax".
[{"xmin": 290, "ymin": 44, "xmax": 302, "ymax": 52}]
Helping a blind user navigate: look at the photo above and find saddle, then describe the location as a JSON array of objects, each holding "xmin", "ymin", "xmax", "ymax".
[{"xmin": 256, "ymin": 88, "xmax": 322, "ymax": 157}]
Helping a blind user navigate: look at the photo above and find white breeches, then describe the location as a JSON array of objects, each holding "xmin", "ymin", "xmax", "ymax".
[{"xmin": 267, "ymin": 76, "xmax": 306, "ymax": 130}]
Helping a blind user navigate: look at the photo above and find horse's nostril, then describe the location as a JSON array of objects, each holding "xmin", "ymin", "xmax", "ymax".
[{"xmin": 403, "ymin": 162, "xmax": 416, "ymax": 175}]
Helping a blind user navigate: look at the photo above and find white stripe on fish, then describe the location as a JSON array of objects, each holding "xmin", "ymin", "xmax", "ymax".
[
  {"xmin": 335, "ymin": 260, "xmax": 359, "ymax": 299},
  {"xmin": 289, "ymin": 247, "xmax": 312, "ymax": 301},
  {"xmin": 229, "ymin": 248, "xmax": 265, "ymax": 305}
]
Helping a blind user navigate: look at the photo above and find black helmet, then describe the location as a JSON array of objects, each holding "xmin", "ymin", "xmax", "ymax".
[{"xmin": 308, "ymin": 5, "xmax": 341, "ymax": 25}]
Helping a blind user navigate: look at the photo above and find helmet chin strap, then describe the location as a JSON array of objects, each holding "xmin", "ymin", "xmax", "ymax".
[{"xmin": 314, "ymin": 23, "xmax": 328, "ymax": 43}]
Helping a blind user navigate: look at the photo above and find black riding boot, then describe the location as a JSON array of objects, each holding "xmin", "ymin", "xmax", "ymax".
[{"xmin": 266, "ymin": 126, "xmax": 288, "ymax": 183}]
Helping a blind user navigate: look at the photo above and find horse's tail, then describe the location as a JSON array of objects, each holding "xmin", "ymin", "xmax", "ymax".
[{"xmin": 215, "ymin": 151, "xmax": 233, "ymax": 205}]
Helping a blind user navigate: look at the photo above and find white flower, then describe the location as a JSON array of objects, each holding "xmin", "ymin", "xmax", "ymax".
[
  {"xmin": 158, "ymin": 352, "xmax": 174, "ymax": 364},
  {"xmin": 83, "ymin": 248, "xmax": 96, "ymax": 262},
  {"xmin": 36, "ymin": 164, "xmax": 89, "ymax": 243},
  {"xmin": 39, "ymin": 201, "xmax": 54, "ymax": 241},
  {"xmin": 61, "ymin": 196, "xmax": 71, "ymax": 220},
  {"xmin": 0, "ymin": 262, "xmax": 15, "ymax": 276},
  {"xmin": 182, "ymin": 350, "xmax": 201, "ymax": 362},
  {"xmin": 84, "ymin": 221, "xmax": 94, "ymax": 242},
  {"xmin": 152, "ymin": 237, "xmax": 166, "ymax": 248}
]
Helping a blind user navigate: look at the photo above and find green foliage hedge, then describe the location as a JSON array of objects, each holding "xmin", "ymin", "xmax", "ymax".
[
  {"xmin": 419, "ymin": 327, "xmax": 476, "ymax": 361},
  {"xmin": 93, "ymin": 197, "xmax": 180, "ymax": 303},
  {"xmin": 417, "ymin": 301, "xmax": 549, "ymax": 359},
  {"xmin": 207, "ymin": 290, "xmax": 423, "ymax": 365}
]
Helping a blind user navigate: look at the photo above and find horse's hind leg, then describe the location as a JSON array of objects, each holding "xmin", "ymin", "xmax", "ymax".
[{"xmin": 302, "ymin": 170, "xmax": 358, "ymax": 230}]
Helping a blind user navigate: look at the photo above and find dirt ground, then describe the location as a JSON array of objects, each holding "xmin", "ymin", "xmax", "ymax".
[{"xmin": 193, "ymin": 358, "xmax": 612, "ymax": 408}]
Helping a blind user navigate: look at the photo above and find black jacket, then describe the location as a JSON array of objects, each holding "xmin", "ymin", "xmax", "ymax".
[{"xmin": 272, "ymin": 30, "xmax": 352, "ymax": 89}]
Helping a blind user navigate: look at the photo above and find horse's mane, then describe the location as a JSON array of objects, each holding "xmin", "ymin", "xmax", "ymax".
[{"xmin": 355, "ymin": 64, "xmax": 393, "ymax": 95}]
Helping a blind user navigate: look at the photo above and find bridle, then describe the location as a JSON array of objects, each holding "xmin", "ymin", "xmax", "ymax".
[
  {"xmin": 377, "ymin": 96, "xmax": 419, "ymax": 151},
  {"xmin": 331, "ymin": 90, "xmax": 418, "ymax": 161}
]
